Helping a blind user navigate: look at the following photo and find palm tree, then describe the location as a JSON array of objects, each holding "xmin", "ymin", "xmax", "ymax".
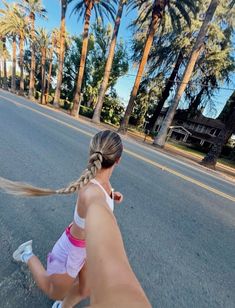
[
  {"xmin": 1, "ymin": 6, "xmax": 29, "ymax": 95},
  {"xmin": 0, "ymin": 2, "xmax": 21, "ymax": 93},
  {"xmin": 53, "ymin": 0, "xmax": 68, "ymax": 107},
  {"xmin": 36, "ymin": 28, "xmax": 50, "ymax": 105},
  {"xmin": 69, "ymin": 0, "xmax": 117, "ymax": 117},
  {"xmin": 1, "ymin": 36, "xmax": 7, "ymax": 90},
  {"xmin": 19, "ymin": 0, "xmax": 47, "ymax": 99},
  {"xmin": 45, "ymin": 29, "xmax": 58, "ymax": 104},
  {"xmin": 201, "ymin": 91, "xmax": 235, "ymax": 168},
  {"xmin": 118, "ymin": 0, "xmax": 196, "ymax": 133},
  {"xmin": 11, "ymin": 35, "xmax": 17, "ymax": 92},
  {"xmin": 153, "ymin": 0, "xmax": 219, "ymax": 147},
  {"xmin": 0, "ymin": 41, "xmax": 2, "ymax": 87},
  {"xmin": 92, "ymin": 0, "xmax": 127, "ymax": 123}
]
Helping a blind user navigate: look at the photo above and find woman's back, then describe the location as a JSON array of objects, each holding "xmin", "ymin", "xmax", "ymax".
[{"xmin": 71, "ymin": 178, "xmax": 114, "ymax": 240}]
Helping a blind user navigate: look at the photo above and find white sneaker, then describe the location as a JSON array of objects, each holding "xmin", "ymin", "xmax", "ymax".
[
  {"xmin": 13, "ymin": 240, "xmax": 33, "ymax": 262},
  {"xmin": 52, "ymin": 301, "xmax": 62, "ymax": 308}
]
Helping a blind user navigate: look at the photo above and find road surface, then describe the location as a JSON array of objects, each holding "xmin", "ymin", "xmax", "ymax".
[{"xmin": 0, "ymin": 90, "xmax": 235, "ymax": 308}]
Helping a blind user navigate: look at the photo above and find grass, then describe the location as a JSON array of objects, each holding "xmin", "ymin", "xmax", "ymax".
[
  {"xmin": 168, "ymin": 141, "xmax": 235, "ymax": 169},
  {"xmin": 218, "ymin": 158, "xmax": 235, "ymax": 168},
  {"xmin": 168, "ymin": 141, "xmax": 205, "ymax": 157}
]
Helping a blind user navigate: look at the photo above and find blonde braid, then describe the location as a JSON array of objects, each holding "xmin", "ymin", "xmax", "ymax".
[
  {"xmin": 56, "ymin": 152, "xmax": 103, "ymax": 194},
  {"xmin": 0, "ymin": 130, "xmax": 122, "ymax": 198}
]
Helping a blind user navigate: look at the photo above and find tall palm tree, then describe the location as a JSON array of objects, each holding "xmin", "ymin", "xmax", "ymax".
[
  {"xmin": 36, "ymin": 28, "xmax": 50, "ymax": 105},
  {"xmin": 0, "ymin": 1, "xmax": 20, "ymax": 93},
  {"xmin": 118, "ymin": 0, "xmax": 196, "ymax": 133},
  {"xmin": 10, "ymin": 35, "xmax": 17, "ymax": 92},
  {"xmin": 0, "ymin": 40, "xmax": 2, "ymax": 87},
  {"xmin": 19, "ymin": 0, "xmax": 47, "ymax": 99},
  {"xmin": 92, "ymin": 0, "xmax": 127, "ymax": 123},
  {"xmin": 1, "ymin": 36, "xmax": 7, "ymax": 90},
  {"xmin": 153, "ymin": 0, "xmax": 219, "ymax": 147},
  {"xmin": 53, "ymin": 0, "xmax": 68, "ymax": 107},
  {"xmin": 45, "ymin": 29, "xmax": 58, "ymax": 104},
  {"xmin": 69, "ymin": 0, "xmax": 118, "ymax": 117},
  {"xmin": 1, "ymin": 6, "xmax": 29, "ymax": 95}
]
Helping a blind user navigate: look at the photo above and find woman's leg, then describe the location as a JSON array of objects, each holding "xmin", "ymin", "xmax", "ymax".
[
  {"xmin": 62, "ymin": 262, "xmax": 90, "ymax": 308},
  {"xmin": 27, "ymin": 256, "xmax": 74, "ymax": 300}
]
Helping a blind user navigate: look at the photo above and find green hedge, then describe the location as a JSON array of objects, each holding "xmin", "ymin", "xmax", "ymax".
[{"xmin": 79, "ymin": 105, "xmax": 93, "ymax": 118}]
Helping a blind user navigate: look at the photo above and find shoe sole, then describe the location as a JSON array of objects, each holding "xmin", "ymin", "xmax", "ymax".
[
  {"xmin": 13, "ymin": 240, "xmax": 33, "ymax": 262},
  {"xmin": 52, "ymin": 301, "xmax": 62, "ymax": 308}
]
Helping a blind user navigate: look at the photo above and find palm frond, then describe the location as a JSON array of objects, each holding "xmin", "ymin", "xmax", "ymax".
[
  {"xmin": 99, "ymin": 0, "xmax": 117, "ymax": 22},
  {"xmin": 70, "ymin": 1, "xmax": 85, "ymax": 19},
  {"xmin": 167, "ymin": 5, "xmax": 181, "ymax": 33},
  {"xmin": 173, "ymin": 1, "xmax": 191, "ymax": 27},
  {"xmin": 132, "ymin": 5, "xmax": 153, "ymax": 31},
  {"xmin": 180, "ymin": 0, "xmax": 198, "ymax": 16},
  {"xmin": 70, "ymin": 0, "xmax": 118, "ymax": 24},
  {"xmin": 229, "ymin": 0, "xmax": 235, "ymax": 9}
]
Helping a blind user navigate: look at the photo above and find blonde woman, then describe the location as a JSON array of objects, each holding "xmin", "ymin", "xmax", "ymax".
[{"xmin": 0, "ymin": 130, "xmax": 123, "ymax": 307}]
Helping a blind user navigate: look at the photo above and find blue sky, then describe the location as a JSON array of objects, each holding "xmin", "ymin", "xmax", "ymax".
[
  {"xmin": 2, "ymin": 0, "xmax": 235, "ymax": 117},
  {"xmin": 38, "ymin": 0, "xmax": 137, "ymax": 106}
]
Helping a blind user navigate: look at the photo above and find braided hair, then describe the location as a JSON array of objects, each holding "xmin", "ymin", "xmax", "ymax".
[{"xmin": 0, "ymin": 130, "xmax": 123, "ymax": 197}]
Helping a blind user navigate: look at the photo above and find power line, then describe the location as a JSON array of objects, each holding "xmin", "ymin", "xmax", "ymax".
[{"xmin": 1, "ymin": 60, "xmax": 235, "ymax": 92}]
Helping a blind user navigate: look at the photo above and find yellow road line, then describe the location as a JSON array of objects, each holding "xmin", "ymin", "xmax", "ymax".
[
  {"xmin": 124, "ymin": 150, "xmax": 235, "ymax": 202},
  {"xmin": 0, "ymin": 94, "xmax": 93, "ymax": 137},
  {"xmin": 1, "ymin": 94, "xmax": 235, "ymax": 203}
]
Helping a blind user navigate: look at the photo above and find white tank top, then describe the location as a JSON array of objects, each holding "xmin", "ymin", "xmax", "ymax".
[{"xmin": 74, "ymin": 179, "xmax": 114, "ymax": 229}]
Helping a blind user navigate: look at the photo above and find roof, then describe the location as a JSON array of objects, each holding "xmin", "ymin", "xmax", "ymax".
[
  {"xmin": 160, "ymin": 108, "xmax": 225, "ymax": 129},
  {"xmin": 188, "ymin": 115, "xmax": 224, "ymax": 129},
  {"xmin": 170, "ymin": 126, "xmax": 192, "ymax": 135}
]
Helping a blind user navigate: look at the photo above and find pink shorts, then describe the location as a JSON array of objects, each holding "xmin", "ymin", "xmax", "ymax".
[{"xmin": 47, "ymin": 226, "xmax": 86, "ymax": 278}]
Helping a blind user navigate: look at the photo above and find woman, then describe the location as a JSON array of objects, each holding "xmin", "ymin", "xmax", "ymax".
[{"xmin": 0, "ymin": 130, "xmax": 123, "ymax": 307}]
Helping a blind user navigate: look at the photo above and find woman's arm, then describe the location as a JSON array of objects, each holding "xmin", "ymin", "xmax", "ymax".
[{"xmin": 85, "ymin": 201, "xmax": 151, "ymax": 308}]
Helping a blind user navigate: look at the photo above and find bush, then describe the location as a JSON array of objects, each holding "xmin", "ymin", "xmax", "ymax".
[
  {"xmin": 101, "ymin": 96, "xmax": 124, "ymax": 125},
  {"xmin": 79, "ymin": 105, "xmax": 93, "ymax": 118}
]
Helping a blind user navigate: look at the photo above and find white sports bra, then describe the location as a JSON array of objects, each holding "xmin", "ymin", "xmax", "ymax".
[{"xmin": 74, "ymin": 179, "xmax": 114, "ymax": 229}]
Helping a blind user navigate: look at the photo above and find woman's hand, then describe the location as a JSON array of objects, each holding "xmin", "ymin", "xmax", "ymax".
[{"xmin": 113, "ymin": 191, "xmax": 123, "ymax": 203}]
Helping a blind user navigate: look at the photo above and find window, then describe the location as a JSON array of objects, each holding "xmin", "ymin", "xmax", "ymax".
[{"xmin": 210, "ymin": 128, "xmax": 217, "ymax": 136}]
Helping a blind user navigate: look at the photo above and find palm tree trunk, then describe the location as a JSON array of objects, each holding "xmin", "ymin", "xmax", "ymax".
[
  {"xmin": 118, "ymin": 0, "xmax": 166, "ymax": 134},
  {"xmin": 19, "ymin": 33, "xmax": 24, "ymax": 96},
  {"xmin": 3, "ymin": 37, "xmax": 8, "ymax": 90},
  {"xmin": 153, "ymin": 0, "xmax": 219, "ymax": 148},
  {"xmin": 45, "ymin": 43, "xmax": 55, "ymax": 104},
  {"xmin": 201, "ymin": 91, "xmax": 235, "ymax": 168},
  {"xmin": 92, "ymin": 0, "xmax": 125, "ymax": 124},
  {"xmin": 3, "ymin": 58, "xmax": 7, "ymax": 90},
  {"xmin": 54, "ymin": 0, "xmax": 67, "ymax": 107},
  {"xmin": 71, "ymin": 3, "xmax": 93, "ymax": 117},
  {"xmin": 11, "ymin": 36, "xmax": 17, "ymax": 93},
  {"xmin": 149, "ymin": 49, "xmax": 184, "ymax": 130},
  {"xmin": 0, "ymin": 60, "xmax": 2, "ymax": 88},
  {"xmin": 40, "ymin": 48, "xmax": 46, "ymax": 105},
  {"xmin": 29, "ymin": 12, "xmax": 36, "ymax": 100}
]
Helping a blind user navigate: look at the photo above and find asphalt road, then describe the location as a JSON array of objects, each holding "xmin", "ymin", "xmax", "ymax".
[{"xmin": 0, "ymin": 90, "xmax": 235, "ymax": 308}]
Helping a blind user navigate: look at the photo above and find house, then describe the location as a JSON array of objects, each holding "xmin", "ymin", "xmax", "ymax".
[{"xmin": 154, "ymin": 108, "xmax": 225, "ymax": 148}]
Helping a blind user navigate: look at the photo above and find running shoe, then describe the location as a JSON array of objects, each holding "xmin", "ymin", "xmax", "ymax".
[{"xmin": 13, "ymin": 240, "xmax": 33, "ymax": 262}]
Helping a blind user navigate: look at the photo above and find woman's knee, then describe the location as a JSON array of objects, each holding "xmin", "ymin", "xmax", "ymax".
[{"xmin": 47, "ymin": 274, "xmax": 74, "ymax": 300}]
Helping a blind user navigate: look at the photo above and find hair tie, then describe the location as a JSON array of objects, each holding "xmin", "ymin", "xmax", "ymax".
[{"xmin": 95, "ymin": 151, "xmax": 103, "ymax": 156}]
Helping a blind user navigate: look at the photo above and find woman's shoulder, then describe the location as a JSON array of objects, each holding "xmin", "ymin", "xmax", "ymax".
[{"xmin": 79, "ymin": 181, "xmax": 105, "ymax": 205}]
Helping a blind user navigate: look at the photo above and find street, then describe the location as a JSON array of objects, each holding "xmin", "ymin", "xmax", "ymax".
[{"xmin": 0, "ymin": 90, "xmax": 235, "ymax": 308}]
